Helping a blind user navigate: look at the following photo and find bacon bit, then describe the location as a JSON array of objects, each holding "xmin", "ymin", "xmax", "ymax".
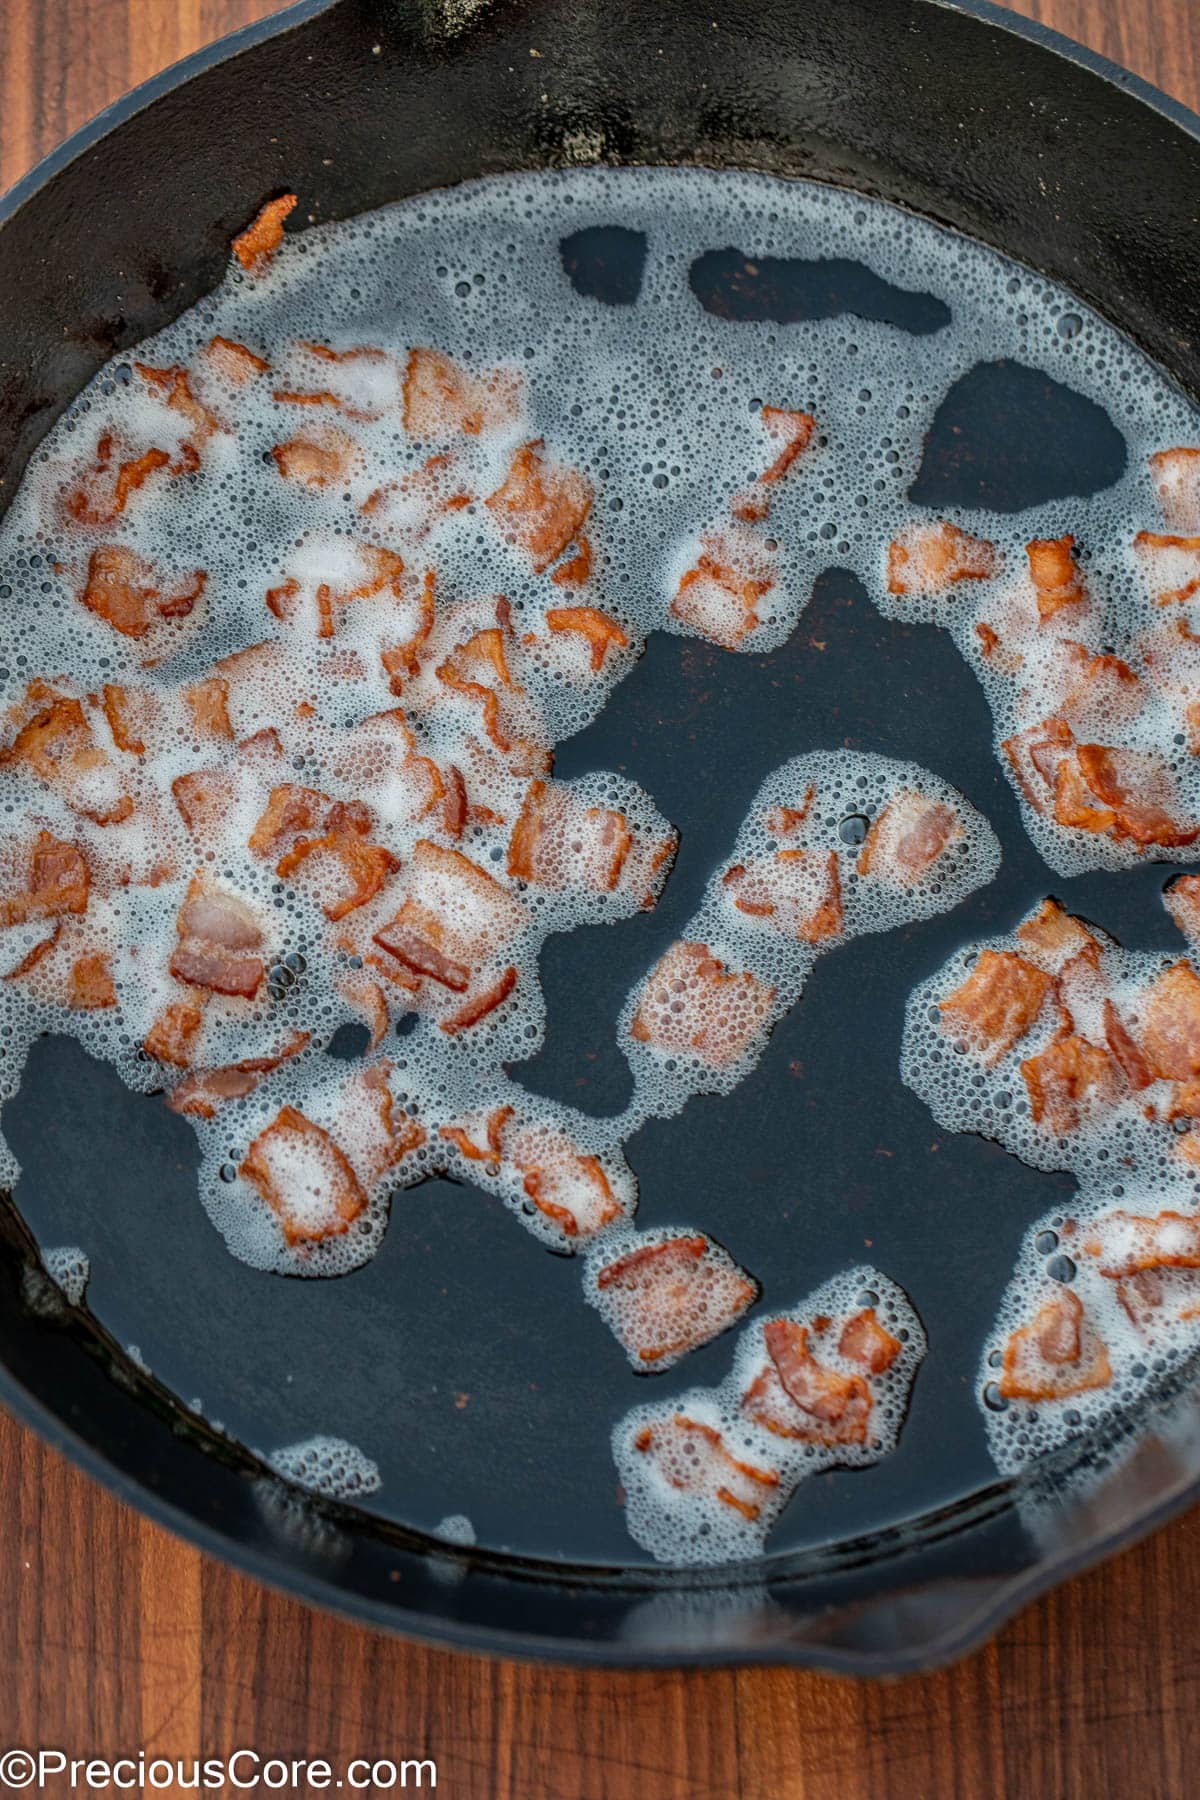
[
  {"xmin": 743, "ymin": 1320, "xmax": 872, "ymax": 1444},
  {"xmin": 549, "ymin": 537, "xmax": 593, "ymax": 587},
  {"xmin": 169, "ymin": 875, "xmax": 265, "ymax": 999},
  {"xmin": 439, "ymin": 965, "xmax": 518, "ymax": 1034},
  {"xmin": 204, "ymin": 336, "xmax": 270, "ymax": 384},
  {"xmin": 758, "ymin": 406, "xmax": 817, "ymax": 484},
  {"xmin": 486, "ymin": 440, "xmax": 593, "ymax": 572},
  {"xmin": 276, "ymin": 831, "xmax": 401, "ymax": 921},
  {"xmin": 248, "ymin": 783, "xmax": 332, "ymax": 860},
  {"xmin": 439, "ymin": 1105, "xmax": 515, "ymax": 1170},
  {"xmin": 632, "ymin": 1415, "xmax": 779, "ymax": 1520},
  {"xmin": 381, "ymin": 566, "xmax": 436, "ymax": 692},
  {"xmin": 313, "ymin": 544, "xmax": 406, "ymax": 640},
  {"xmin": 68, "ymin": 952, "xmax": 116, "ymax": 1010},
  {"xmin": 171, "ymin": 768, "xmax": 235, "ymax": 840},
  {"xmin": 597, "ymin": 1234, "xmax": 757, "ymax": 1364},
  {"xmin": 1002, "ymin": 716, "xmax": 1075, "ymax": 815},
  {"xmin": 1133, "ymin": 530, "xmax": 1200, "ymax": 606},
  {"xmin": 0, "ymin": 832, "xmax": 88, "ymax": 929},
  {"xmin": 402, "ymin": 347, "xmax": 521, "ymax": 439},
  {"xmin": 722, "ymin": 848, "xmax": 842, "ymax": 942},
  {"xmin": 1075, "ymin": 744, "xmax": 1199, "ymax": 848},
  {"xmin": 372, "ymin": 923, "xmax": 471, "ymax": 991},
  {"xmin": 265, "ymin": 576, "xmax": 301, "ymax": 622},
  {"xmin": 61, "ymin": 435, "xmax": 173, "ymax": 528},
  {"xmin": 631, "ymin": 939, "xmax": 776, "ymax": 1067},
  {"xmin": 1138, "ymin": 960, "xmax": 1200, "ymax": 1080},
  {"xmin": 886, "ymin": 521, "xmax": 998, "ymax": 595},
  {"xmin": 273, "ymin": 342, "xmax": 398, "ymax": 422},
  {"xmin": 271, "ymin": 424, "xmax": 363, "ymax": 490},
  {"xmin": 671, "ymin": 531, "xmax": 774, "ymax": 650},
  {"xmin": 1085, "ymin": 1210, "xmax": 1200, "ymax": 1278},
  {"xmin": 183, "ymin": 677, "xmax": 232, "ymax": 740},
  {"xmin": 1166, "ymin": 873, "xmax": 1200, "ymax": 946},
  {"xmin": 101, "ymin": 683, "xmax": 151, "ymax": 755},
  {"xmin": 838, "ymin": 1308, "xmax": 902, "ymax": 1374},
  {"xmin": 134, "ymin": 362, "xmax": 220, "ymax": 443},
  {"xmin": 231, "ymin": 194, "xmax": 297, "ymax": 275},
  {"xmin": 165, "ymin": 1030, "xmax": 311, "ymax": 1118},
  {"xmin": 1027, "ymin": 534, "xmax": 1087, "ymax": 620},
  {"xmin": 976, "ymin": 621, "xmax": 1000, "ymax": 659},
  {"xmin": 545, "ymin": 605, "xmax": 628, "ymax": 671},
  {"xmin": 335, "ymin": 971, "xmax": 390, "ymax": 1053},
  {"xmin": 1016, "ymin": 897, "xmax": 1102, "ymax": 973},
  {"xmin": 1021, "ymin": 1030, "xmax": 1121, "ymax": 1135},
  {"xmin": 1150, "ymin": 448, "xmax": 1200, "ymax": 531},
  {"xmin": 2, "ymin": 689, "xmax": 132, "ymax": 825},
  {"xmin": 143, "ymin": 1000, "xmax": 205, "ymax": 1068},
  {"xmin": 857, "ymin": 790, "xmax": 960, "ymax": 883},
  {"xmin": 1102, "ymin": 997, "xmax": 1155, "ymax": 1091},
  {"xmin": 345, "ymin": 1063, "xmax": 426, "ymax": 1186},
  {"xmin": 763, "ymin": 789, "xmax": 815, "ymax": 837},
  {"xmin": 507, "ymin": 779, "xmax": 633, "ymax": 892},
  {"xmin": 999, "ymin": 1288, "xmax": 1111, "ymax": 1401},
  {"xmin": 361, "ymin": 453, "xmax": 473, "ymax": 537},
  {"xmin": 442, "ymin": 763, "xmax": 468, "ymax": 839},
  {"xmin": 240, "ymin": 1105, "xmax": 367, "ymax": 1245},
  {"xmin": 2, "ymin": 925, "xmax": 61, "ymax": 980},
  {"xmin": 508, "ymin": 1131, "xmax": 621, "ymax": 1238},
  {"xmin": 78, "ymin": 545, "xmax": 205, "ymax": 639},
  {"xmin": 939, "ymin": 949, "xmax": 1053, "ymax": 1065}
]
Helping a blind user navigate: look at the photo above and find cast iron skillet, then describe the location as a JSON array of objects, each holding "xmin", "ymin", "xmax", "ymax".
[{"xmin": 2, "ymin": 0, "xmax": 1200, "ymax": 1674}]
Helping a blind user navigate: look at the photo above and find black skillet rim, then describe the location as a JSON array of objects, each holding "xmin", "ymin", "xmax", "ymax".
[{"xmin": 1, "ymin": 0, "xmax": 1199, "ymax": 1672}]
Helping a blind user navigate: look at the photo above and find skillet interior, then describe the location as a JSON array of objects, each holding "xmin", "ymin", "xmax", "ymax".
[{"xmin": 2, "ymin": 0, "xmax": 1200, "ymax": 1669}]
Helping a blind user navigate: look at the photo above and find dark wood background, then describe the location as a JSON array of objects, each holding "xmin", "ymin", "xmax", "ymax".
[{"xmin": 1, "ymin": 2, "xmax": 1198, "ymax": 1794}]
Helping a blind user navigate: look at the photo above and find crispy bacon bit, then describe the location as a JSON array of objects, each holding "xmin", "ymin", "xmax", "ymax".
[
  {"xmin": 239, "ymin": 1105, "xmax": 367, "ymax": 1245},
  {"xmin": 742, "ymin": 1320, "xmax": 872, "ymax": 1445},
  {"xmin": 345, "ymin": 1063, "xmax": 426, "ymax": 1186},
  {"xmin": 134, "ymin": 362, "xmax": 220, "ymax": 442},
  {"xmin": 1027, "ymin": 534, "xmax": 1087, "ymax": 621},
  {"xmin": 632, "ymin": 1415, "xmax": 779, "ymax": 1520},
  {"xmin": 507, "ymin": 779, "xmax": 633, "ymax": 893},
  {"xmin": 372, "ymin": 922, "xmax": 470, "ymax": 991},
  {"xmin": 838, "ymin": 1308, "xmax": 902, "ymax": 1374},
  {"xmin": 67, "ymin": 952, "xmax": 115, "ymax": 1010},
  {"xmin": 271, "ymin": 424, "xmax": 363, "ymax": 490},
  {"xmin": 231, "ymin": 194, "xmax": 297, "ymax": 275},
  {"xmin": 439, "ymin": 965, "xmax": 518, "ymax": 1034},
  {"xmin": 402, "ymin": 347, "xmax": 521, "ymax": 439},
  {"xmin": 486, "ymin": 440, "xmax": 593, "ymax": 573},
  {"xmin": 371, "ymin": 840, "xmax": 524, "ymax": 999},
  {"xmin": 62, "ymin": 435, "xmax": 172, "ymax": 528},
  {"xmin": 1084, "ymin": 1209, "xmax": 1200, "ymax": 1278},
  {"xmin": 171, "ymin": 768, "xmax": 235, "ymax": 841},
  {"xmin": 1021, "ymin": 1030, "xmax": 1121, "ymax": 1135},
  {"xmin": 505, "ymin": 1124, "xmax": 621, "ymax": 1238},
  {"xmin": 1134, "ymin": 531, "xmax": 1200, "ymax": 607},
  {"xmin": 335, "ymin": 971, "xmax": 390, "ymax": 1053},
  {"xmin": 0, "ymin": 832, "xmax": 89, "ymax": 927},
  {"xmin": 597, "ymin": 1234, "xmax": 757, "ymax": 1365},
  {"xmin": 723, "ymin": 848, "xmax": 843, "ymax": 942},
  {"xmin": 999, "ymin": 1288, "xmax": 1111, "ymax": 1401},
  {"xmin": 1074, "ymin": 744, "xmax": 1199, "ymax": 848},
  {"xmin": 1166, "ymin": 874, "xmax": 1200, "ymax": 946},
  {"xmin": 939, "ymin": 949, "xmax": 1053, "ymax": 1065},
  {"xmin": 2, "ymin": 688, "xmax": 132, "ymax": 825},
  {"xmin": 204, "ymin": 336, "xmax": 270, "ymax": 384},
  {"xmin": 101, "ymin": 683, "xmax": 153, "ymax": 755},
  {"xmin": 273, "ymin": 342, "xmax": 399, "ymax": 422},
  {"xmin": 441, "ymin": 763, "xmax": 468, "ymax": 839},
  {"xmin": 438, "ymin": 1105, "xmax": 514, "ymax": 1169},
  {"xmin": 544, "ymin": 605, "xmax": 629, "ymax": 671},
  {"xmin": 1138, "ymin": 960, "xmax": 1200, "ymax": 1080},
  {"xmin": 2, "ymin": 925, "xmax": 60, "ymax": 979},
  {"xmin": 164, "ymin": 1030, "xmax": 311, "ymax": 1118},
  {"xmin": 380, "ymin": 566, "xmax": 436, "ymax": 692},
  {"xmin": 1002, "ymin": 716, "xmax": 1075, "ymax": 816},
  {"xmin": 276, "ymin": 830, "xmax": 401, "ymax": 921},
  {"xmin": 857, "ymin": 790, "xmax": 960, "ymax": 884},
  {"xmin": 183, "ymin": 677, "xmax": 232, "ymax": 740},
  {"xmin": 143, "ymin": 999, "xmax": 204, "ymax": 1068},
  {"xmin": 1058, "ymin": 643, "xmax": 1141, "ymax": 725},
  {"xmin": 1016, "ymin": 897, "xmax": 1102, "ymax": 973},
  {"xmin": 169, "ymin": 875, "xmax": 265, "ymax": 998},
  {"xmin": 249, "ymin": 783, "xmax": 333, "ymax": 860},
  {"xmin": 1150, "ymin": 447, "xmax": 1200, "ymax": 531},
  {"xmin": 549, "ymin": 537, "xmax": 593, "ymax": 587},
  {"xmin": 631, "ymin": 940, "xmax": 775, "ymax": 1067},
  {"xmin": 886, "ymin": 521, "xmax": 998, "ymax": 595},
  {"xmin": 671, "ymin": 530, "xmax": 774, "ymax": 650},
  {"xmin": 763, "ymin": 789, "xmax": 814, "ymax": 837},
  {"xmin": 79, "ymin": 545, "xmax": 205, "ymax": 638},
  {"xmin": 1102, "ymin": 997, "xmax": 1156, "ymax": 1091},
  {"xmin": 758, "ymin": 406, "xmax": 817, "ymax": 484}
]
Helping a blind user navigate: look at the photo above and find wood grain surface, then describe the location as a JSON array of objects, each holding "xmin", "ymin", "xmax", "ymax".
[{"xmin": 1, "ymin": 2, "xmax": 1198, "ymax": 1796}]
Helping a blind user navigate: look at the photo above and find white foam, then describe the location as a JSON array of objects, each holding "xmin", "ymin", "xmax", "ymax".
[{"xmin": 266, "ymin": 1433, "xmax": 382, "ymax": 1500}]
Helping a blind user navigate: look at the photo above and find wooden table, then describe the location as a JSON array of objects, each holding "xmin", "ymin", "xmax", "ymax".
[{"xmin": 1, "ymin": 2, "xmax": 1198, "ymax": 1794}]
